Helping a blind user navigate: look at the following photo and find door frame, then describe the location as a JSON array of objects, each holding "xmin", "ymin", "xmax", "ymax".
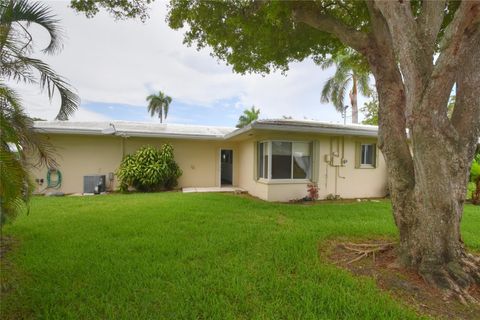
[{"xmin": 219, "ymin": 148, "xmax": 233, "ymax": 187}]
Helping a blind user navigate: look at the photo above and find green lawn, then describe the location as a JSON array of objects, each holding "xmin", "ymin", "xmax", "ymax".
[{"xmin": 1, "ymin": 193, "xmax": 479, "ymax": 319}]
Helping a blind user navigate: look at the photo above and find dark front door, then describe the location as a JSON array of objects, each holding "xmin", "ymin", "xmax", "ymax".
[{"xmin": 220, "ymin": 149, "xmax": 233, "ymax": 186}]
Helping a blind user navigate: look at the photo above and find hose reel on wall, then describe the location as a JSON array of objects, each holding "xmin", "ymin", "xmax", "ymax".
[{"xmin": 46, "ymin": 168, "xmax": 62, "ymax": 189}]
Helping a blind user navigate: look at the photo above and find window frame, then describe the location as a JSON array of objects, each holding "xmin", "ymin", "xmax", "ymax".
[
  {"xmin": 257, "ymin": 140, "xmax": 313, "ymax": 182},
  {"xmin": 356, "ymin": 142, "xmax": 377, "ymax": 169}
]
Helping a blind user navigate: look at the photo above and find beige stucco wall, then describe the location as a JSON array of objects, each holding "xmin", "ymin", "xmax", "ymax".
[
  {"xmin": 30, "ymin": 134, "xmax": 239, "ymax": 194},
  {"xmin": 30, "ymin": 131, "xmax": 387, "ymax": 201},
  {"xmin": 236, "ymin": 133, "xmax": 388, "ymax": 202},
  {"xmin": 237, "ymin": 140, "xmax": 269, "ymax": 200}
]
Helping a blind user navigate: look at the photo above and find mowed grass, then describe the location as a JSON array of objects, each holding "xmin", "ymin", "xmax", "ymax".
[{"xmin": 1, "ymin": 193, "xmax": 479, "ymax": 319}]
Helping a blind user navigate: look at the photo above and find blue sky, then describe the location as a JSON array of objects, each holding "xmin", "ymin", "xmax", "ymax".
[
  {"xmin": 82, "ymin": 98, "xmax": 243, "ymax": 127},
  {"xmin": 15, "ymin": 1, "xmax": 372, "ymax": 127}
]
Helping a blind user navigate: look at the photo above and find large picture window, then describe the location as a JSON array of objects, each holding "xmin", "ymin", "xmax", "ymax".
[{"xmin": 257, "ymin": 141, "xmax": 312, "ymax": 180}]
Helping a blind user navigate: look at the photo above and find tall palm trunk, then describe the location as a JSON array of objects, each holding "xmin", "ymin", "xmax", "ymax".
[{"xmin": 349, "ymin": 75, "xmax": 358, "ymax": 124}]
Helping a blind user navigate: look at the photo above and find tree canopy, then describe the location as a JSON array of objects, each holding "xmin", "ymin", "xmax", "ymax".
[{"xmin": 70, "ymin": 0, "xmax": 154, "ymax": 21}]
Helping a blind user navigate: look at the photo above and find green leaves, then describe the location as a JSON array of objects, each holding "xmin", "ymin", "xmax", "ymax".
[
  {"xmin": 70, "ymin": 0, "xmax": 154, "ymax": 21},
  {"xmin": 116, "ymin": 144, "xmax": 182, "ymax": 192},
  {"xmin": 167, "ymin": 1, "xmax": 343, "ymax": 75},
  {"xmin": 236, "ymin": 106, "xmax": 260, "ymax": 128},
  {"xmin": 471, "ymin": 158, "xmax": 480, "ymax": 182}
]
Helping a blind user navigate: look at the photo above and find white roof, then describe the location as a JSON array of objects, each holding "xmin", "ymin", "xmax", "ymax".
[
  {"xmin": 34, "ymin": 121, "xmax": 234, "ymax": 140},
  {"xmin": 226, "ymin": 119, "xmax": 378, "ymax": 138},
  {"xmin": 34, "ymin": 119, "xmax": 379, "ymax": 140}
]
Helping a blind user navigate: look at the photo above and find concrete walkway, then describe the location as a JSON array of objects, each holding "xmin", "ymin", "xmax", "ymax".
[{"xmin": 182, "ymin": 187, "xmax": 246, "ymax": 193}]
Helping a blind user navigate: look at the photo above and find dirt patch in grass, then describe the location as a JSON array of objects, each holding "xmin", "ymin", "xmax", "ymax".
[
  {"xmin": 1, "ymin": 236, "xmax": 22, "ymax": 295},
  {"xmin": 0, "ymin": 236, "xmax": 18, "ymax": 259},
  {"xmin": 326, "ymin": 240, "xmax": 480, "ymax": 320}
]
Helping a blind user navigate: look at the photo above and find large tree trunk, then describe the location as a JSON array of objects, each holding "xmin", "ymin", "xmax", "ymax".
[
  {"xmin": 401, "ymin": 129, "xmax": 479, "ymax": 294},
  {"xmin": 294, "ymin": 0, "xmax": 480, "ymax": 299},
  {"xmin": 367, "ymin": 1, "xmax": 480, "ymax": 300}
]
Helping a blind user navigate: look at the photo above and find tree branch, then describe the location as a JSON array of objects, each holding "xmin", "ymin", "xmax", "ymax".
[
  {"xmin": 374, "ymin": 0, "xmax": 432, "ymax": 110},
  {"xmin": 362, "ymin": 0, "xmax": 415, "ymax": 202},
  {"xmin": 291, "ymin": 7, "xmax": 370, "ymax": 52},
  {"xmin": 417, "ymin": 0, "xmax": 446, "ymax": 53},
  {"xmin": 431, "ymin": 0, "xmax": 480, "ymax": 95},
  {"xmin": 451, "ymin": 28, "xmax": 480, "ymax": 143}
]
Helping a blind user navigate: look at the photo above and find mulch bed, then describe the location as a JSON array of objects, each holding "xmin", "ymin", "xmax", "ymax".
[{"xmin": 325, "ymin": 239, "xmax": 480, "ymax": 320}]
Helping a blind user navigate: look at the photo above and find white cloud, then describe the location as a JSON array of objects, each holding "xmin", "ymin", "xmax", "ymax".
[{"xmin": 13, "ymin": 0, "xmax": 371, "ymax": 124}]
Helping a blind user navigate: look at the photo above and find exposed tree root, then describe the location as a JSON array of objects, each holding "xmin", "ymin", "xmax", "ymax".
[
  {"xmin": 340, "ymin": 242, "xmax": 395, "ymax": 265},
  {"xmin": 420, "ymin": 253, "xmax": 480, "ymax": 305},
  {"xmin": 337, "ymin": 241, "xmax": 480, "ymax": 305}
]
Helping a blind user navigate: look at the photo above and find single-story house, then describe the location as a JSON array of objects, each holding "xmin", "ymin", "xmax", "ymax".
[{"xmin": 30, "ymin": 119, "xmax": 387, "ymax": 202}]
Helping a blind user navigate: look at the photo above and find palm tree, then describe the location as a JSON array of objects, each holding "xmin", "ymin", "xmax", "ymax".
[
  {"xmin": 320, "ymin": 50, "xmax": 372, "ymax": 124},
  {"xmin": 236, "ymin": 106, "xmax": 260, "ymax": 128},
  {"xmin": 1, "ymin": 0, "xmax": 79, "ymax": 225},
  {"xmin": 146, "ymin": 91, "xmax": 172, "ymax": 123}
]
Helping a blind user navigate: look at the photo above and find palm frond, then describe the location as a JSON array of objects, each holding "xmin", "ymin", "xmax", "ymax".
[
  {"xmin": 0, "ymin": 82, "xmax": 57, "ymax": 168},
  {"xmin": 321, "ymin": 76, "xmax": 335, "ymax": 103},
  {"xmin": 333, "ymin": 80, "xmax": 348, "ymax": 112},
  {"xmin": 1, "ymin": 0, "xmax": 63, "ymax": 54},
  {"xmin": 356, "ymin": 72, "xmax": 372, "ymax": 97},
  {"xmin": 9, "ymin": 55, "xmax": 80, "ymax": 120},
  {"xmin": 319, "ymin": 56, "xmax": 335, "ymax": 71},
  {"xmin": 163, "ymin": 95, "xmax": 172, "ymax": 120}
]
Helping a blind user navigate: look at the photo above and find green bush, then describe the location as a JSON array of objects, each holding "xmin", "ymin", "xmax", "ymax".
[
  {"xmin": 469, "ymin": 152, "xmax": 480, "ymax": 203},
  {"xmin": 116, "ymin": 144, "xmax": 182, "ymax": 192},
  {"xmin": 467, "ymin": 182, "xmax": 475, "ymax": 200}
]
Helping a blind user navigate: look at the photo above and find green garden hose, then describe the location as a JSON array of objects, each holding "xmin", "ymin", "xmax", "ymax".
[{"xmin": 47, "ymin": 168, "xmax": 62, "ymax": 189}]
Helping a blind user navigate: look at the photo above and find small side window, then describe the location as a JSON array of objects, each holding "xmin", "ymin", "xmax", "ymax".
[{"xmin": 355, "ymin": 142, "xmax": 376, "ymax": 168}]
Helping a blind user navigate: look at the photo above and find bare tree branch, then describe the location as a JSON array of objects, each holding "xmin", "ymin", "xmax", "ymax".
[
  {"xmin": 451, "ymin": 28, "xmax": 480, "ymax": 142},
  {"xmin": 431, "ymin": 0, "xmax": 480, "ymax": 96},
  {"xmin": 374, "ymin": 0, "xmax": 432, "ymax": 110},
  {"xmin": 417, "ymin": 0, "xmax": 447, "ymax": 53}
]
